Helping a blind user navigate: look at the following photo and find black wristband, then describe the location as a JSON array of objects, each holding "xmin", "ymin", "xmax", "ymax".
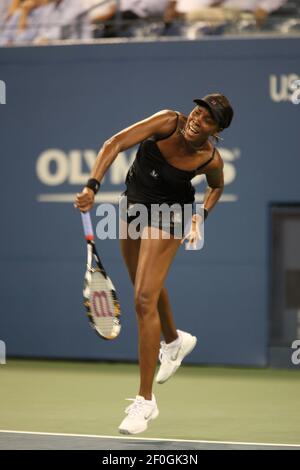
[
  {"xmin": 86, "ymin": 178, "xmax": 100, "ymax": 194},
  {"xmin": 192, "ymin": 203, "xmax": 208, "ymax": 221}
]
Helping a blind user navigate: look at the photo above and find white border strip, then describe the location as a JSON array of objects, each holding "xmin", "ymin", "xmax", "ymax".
[
  {"xmin": 0, "ymin": 430, "xmax": 299, "ymax": 448},
  {"xmin": 37, "ymin": 193, "xmax": 238, "ymax": 203}
]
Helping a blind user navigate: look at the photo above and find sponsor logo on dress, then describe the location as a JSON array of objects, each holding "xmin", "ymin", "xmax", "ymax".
[{"xmin": 150, "ymin": 169, "xmax": 159, "ymax": 179}]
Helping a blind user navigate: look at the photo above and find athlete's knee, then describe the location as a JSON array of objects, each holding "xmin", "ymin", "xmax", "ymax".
[{"xmin": 134, "ymin": 288, "xmax": 159, "ymax": 319}]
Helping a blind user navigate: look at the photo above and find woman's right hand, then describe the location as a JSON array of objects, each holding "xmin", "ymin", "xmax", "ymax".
[{"xmin": 74, "ymin": 187, "xmax": 95, "ymax": 213}]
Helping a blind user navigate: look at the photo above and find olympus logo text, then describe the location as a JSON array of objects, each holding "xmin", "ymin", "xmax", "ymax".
[{"xmin": 36, "ymin": 147, "xmax": 240, "ymax": 204}]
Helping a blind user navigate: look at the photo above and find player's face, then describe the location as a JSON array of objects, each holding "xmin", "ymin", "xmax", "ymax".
[{"xmin": 184, "ymin": 106, "xmax": 219, "ymax": 143}]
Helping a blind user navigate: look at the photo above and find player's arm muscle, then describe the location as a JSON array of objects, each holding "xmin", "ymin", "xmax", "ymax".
[{"xmin": 91, "ymin": 110, "xmax": 178, "ymax": 182}]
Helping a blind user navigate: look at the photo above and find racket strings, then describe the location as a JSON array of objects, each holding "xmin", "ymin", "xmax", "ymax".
[{"xmin": 89, "ymin": 272, "xmax": 120, "ymax": 338}]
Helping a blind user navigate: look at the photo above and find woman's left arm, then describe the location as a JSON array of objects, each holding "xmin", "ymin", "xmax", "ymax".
[
  {"xmin": 182, "ymin": 153, "xmax": 224, "ymax": 246},
  {"xmin": 202, "ymin": 154, "xmax": 224, "ymax": 216}
]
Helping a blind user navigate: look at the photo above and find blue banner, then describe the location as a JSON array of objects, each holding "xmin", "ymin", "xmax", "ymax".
[{"xmin": 0, "ymin": 38, "xmax": 299, "ymax": 365}]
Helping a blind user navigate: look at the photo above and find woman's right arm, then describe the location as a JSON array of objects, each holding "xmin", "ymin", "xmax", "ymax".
[{"xmin": 75, "ymin": 110, "xmax": 178, "ymax": 212}]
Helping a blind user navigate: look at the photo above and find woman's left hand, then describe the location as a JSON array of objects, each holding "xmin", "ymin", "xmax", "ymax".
[{"xmin": 180, "ymin": 214, "xmax": 203, "ymax": 248}]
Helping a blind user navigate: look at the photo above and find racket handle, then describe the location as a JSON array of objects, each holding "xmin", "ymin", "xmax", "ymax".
[{"xmin": 81, "ymin": 212, "xmax": 94, "ymax": 240}]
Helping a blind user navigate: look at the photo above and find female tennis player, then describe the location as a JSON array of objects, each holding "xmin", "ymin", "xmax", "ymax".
[{"xmin": 75, "ymin": 93, "xmax": 234, "ymax": 435}]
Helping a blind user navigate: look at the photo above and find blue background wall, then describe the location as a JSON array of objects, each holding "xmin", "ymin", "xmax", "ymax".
[{"xmin": 0, "ymin": 37, "xmax": 299, "ymax": 365}]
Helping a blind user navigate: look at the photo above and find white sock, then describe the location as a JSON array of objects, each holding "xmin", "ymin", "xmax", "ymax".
[
  {"xmin": 166, "ymin": 335, "xmax": 181, "ymax": 348},
  {"xmin": 145, "ymin": 397, "xmax": 154, "ymax": 403},
  {"xmin": 138, "ymin": 394, "xmax": 155, "ymax": 403}
]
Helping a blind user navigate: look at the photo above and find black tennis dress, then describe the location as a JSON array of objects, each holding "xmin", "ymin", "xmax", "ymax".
[{"xmin": 120, "ymin": 113, "xmax": 216, "ymax": 235}]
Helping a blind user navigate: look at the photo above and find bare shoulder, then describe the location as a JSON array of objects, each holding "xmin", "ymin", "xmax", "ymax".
[
  {"xmin": 111, "ymin": 109, "xmax": 179, "ymax": 151},
  {"xmin": 153, "ymin": 109, "xmax": 180, "ymax": 138},
  {"xmin": 154, "ymin": 109, "xmax": 179, "ymax": 123}
]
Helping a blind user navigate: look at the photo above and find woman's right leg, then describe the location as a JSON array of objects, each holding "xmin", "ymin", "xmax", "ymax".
[{"xmin": 119, "ymin": 236, "xmax": 178, "ymax": 344}]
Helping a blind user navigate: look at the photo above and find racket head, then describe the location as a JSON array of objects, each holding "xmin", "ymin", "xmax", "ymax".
[{"xmin": 83, "ymin": 241, "xmax": 121, "ymax": 340}]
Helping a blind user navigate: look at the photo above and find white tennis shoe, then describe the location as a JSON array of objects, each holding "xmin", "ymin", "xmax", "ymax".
[
  {"xmin": 156, "ymin": 330, "xmax": 197, "ymax": 384},
  {"xmin": 118, "ymin": 394, "xmax": 159, "ymax": 435}
]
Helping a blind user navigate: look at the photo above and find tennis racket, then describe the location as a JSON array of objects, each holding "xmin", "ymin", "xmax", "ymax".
[{"xmin": 81, "ymin": 212, "xmax": 121, "ymax": 340}]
